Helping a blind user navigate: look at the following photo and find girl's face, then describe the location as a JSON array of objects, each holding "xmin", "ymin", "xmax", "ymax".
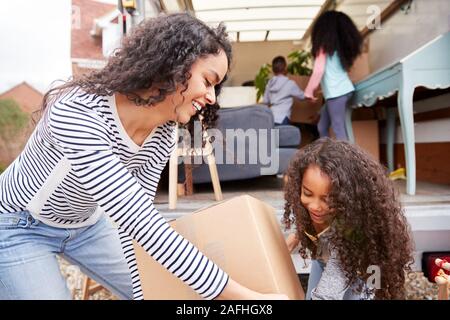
[
  {"xmin": 169, "ymin": 50, "xmax": 228, "ymax": 124},
  {"xmin": 300, "ymin": 165, "xmax": 333, "ymax": 232}
]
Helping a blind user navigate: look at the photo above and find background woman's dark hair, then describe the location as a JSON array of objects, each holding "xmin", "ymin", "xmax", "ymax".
[
  {"xmin": 40, "ymin": 13, "xmax": 233, "ymax": 134},
  {"xmin": 283, "ymin": 138, "xmax": 414, "ymax": 299},
  {"xmin": 311, "ymin": 10, "xmax": 362, "ymax": 70}
]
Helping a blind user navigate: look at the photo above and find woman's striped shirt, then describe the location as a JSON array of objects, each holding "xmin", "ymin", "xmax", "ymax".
[{"xmin": 0, "ymin": 89, "xmax": 229, "ymax": 300}]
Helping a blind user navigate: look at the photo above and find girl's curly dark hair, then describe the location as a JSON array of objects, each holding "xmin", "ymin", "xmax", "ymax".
[
  {"xmin": 283, "ymin": 138, "xmax": 414, "ymax": 299},
  {"xmin": 41, "ymin": 13, "xmax": 232, "ymax": 135},
  {"xmin": 311, "ymin": 10, "xmax": 362, "ymax": 71}
]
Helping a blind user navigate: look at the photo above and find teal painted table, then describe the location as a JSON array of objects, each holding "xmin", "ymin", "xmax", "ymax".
[{"xmin": 346, "ymin": 31, "xmax": 450, "ymax": 195}]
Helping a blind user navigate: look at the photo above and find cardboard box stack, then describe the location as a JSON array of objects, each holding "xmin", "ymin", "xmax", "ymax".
[
  {"xmin": 327, "ymin": 118, "xmax": 380, "ymax": 162},
  {"xmin": 133, "ymin": 195, "xmax": 304, "ymax": 300},
  {"xmin": 289, "ymin": 75, "xmax": 323, "ymax": 124},
  {"xmin": 352, "ymin": 119, "xmax": 380, "ymax": 162}
]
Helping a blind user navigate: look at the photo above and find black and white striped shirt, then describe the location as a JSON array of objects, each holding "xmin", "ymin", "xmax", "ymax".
[{"xmin": 0, "ymin": 89, "xmax": 229, "ymax": 300}]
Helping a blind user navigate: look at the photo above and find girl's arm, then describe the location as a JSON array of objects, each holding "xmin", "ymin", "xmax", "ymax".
[
  {"xmin": 304, "ymin": 49, "xmax": 326, "ymax": 100},
  {"xmin": 310, "ymin": 250, "xmax": 373, "ymax": 300},
  {"xmin": 286, "ymin": 233, "xmax": 300, "ymax": 252},
  {"xmin": 310, "ymin": 256, "xmax": 349, "ymax": 300}
]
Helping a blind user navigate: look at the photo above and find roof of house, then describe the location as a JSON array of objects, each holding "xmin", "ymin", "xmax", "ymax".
[
  {"xmin": 0, "ymin": 82, "xmax": 44, "ymax": 114},
  {"xmin": 71, "ymin": 0, "xmax": 117, "ymax": 60}
]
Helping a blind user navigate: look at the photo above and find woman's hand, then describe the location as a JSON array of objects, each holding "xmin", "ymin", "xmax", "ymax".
[
  {"xmin": 216, "ymin": 278, "xmax": 290, "ymax": 300},
  {"xmin": 258, "ymin": 293, "xmax": 289, "ymax": 300}
]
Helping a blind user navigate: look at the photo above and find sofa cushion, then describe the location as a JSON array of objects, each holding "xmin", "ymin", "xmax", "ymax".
[
  {"xmin": 276, "ymin": 124, "xmax": 301, "ymax": 147},
  {"xmin": 217, "ymin": 104, "xmax": 273, "ymax": 129},
  {"xmin": 178, "ymin": 104, "xmax": 300, "ymax": 184}
]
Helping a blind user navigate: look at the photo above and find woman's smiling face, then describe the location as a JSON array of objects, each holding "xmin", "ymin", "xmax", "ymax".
[{"xmin": 167, "ymin": 50, "xmax": 228, "ymax": 124}]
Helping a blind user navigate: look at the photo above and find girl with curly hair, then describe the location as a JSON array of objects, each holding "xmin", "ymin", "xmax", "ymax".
[
  {"xmin": 283, "ymin": 138, "xmax": 414, "ymax": 300},
  {"xmin": 304, "ymin": 10, "xmax": 363, "ymax": 140},
  {"xmin": 0, "ymin": 13, "xmax": 286, "ymax": 300}
]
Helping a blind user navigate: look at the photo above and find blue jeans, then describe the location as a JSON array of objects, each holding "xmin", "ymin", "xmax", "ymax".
[
  {"xmin": 274, "ymin": 116, "xmax": 290, "ymax": 126},
  {"xmin": 0, "ymin": 211, "xmax": 133, "ymax": 300}
]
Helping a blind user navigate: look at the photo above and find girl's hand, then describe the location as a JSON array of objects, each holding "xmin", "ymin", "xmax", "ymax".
[
  {"xmin": 304, "ymin": 91, "xmax": 318, "ymax": 101},
  {"xmin": 285, "ymin": 233, "xmax": 300, "ymax": 253}
]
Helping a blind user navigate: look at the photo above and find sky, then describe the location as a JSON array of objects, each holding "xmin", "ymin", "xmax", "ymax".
[{"xmin": 0, "ymin": 0, "xmax": 73, "ymax": 93}]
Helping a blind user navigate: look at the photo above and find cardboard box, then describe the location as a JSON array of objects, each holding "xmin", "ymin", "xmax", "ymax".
[
  {"xmin": 329, "ymin": 119, "xmax": 380, "ymax": 161},
  {"xmin": 353, "ymin": 120, "xmax": 380, "ymax": 162},
  {"xmin": 348, "ymin": 52, "xmax": 370, "ymax": 83},
  {"xmin": 349, "ymin": 38, "xmax": 370, "ymax": 83},
  {"xmin": 288, "ymin": 75, "xmax": 323, "ymax": 124},
  {"xmin": 133, "ymin": 195, "xmax": 304, "ymax": 300}
]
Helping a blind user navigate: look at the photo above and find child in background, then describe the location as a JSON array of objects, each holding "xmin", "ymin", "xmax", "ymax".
[
  {"xmin": 263, "ymin": 56, "xmax": 305, "ymax": 125},
  {"xmin": 284, "ymin": 138, "xmax": 413, "ymax": 300},
  {"xmin": 304, "ymin": 11, "xmax": 363, "ymax": 140}
]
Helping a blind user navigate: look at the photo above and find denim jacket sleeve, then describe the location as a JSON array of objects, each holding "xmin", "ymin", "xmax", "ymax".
[{"xmin": 310, "ymin": 250, "xmax": 350, "ymax": 300}]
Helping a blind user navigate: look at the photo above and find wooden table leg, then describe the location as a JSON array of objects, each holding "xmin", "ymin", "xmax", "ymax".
[
  {"xmin": 184, "ymin": 163, "xmax": 194, "ymax": 196},
  {"xmin": 81, "ymin": 277, "xmax": 104, "ymax": 300},
  {"xmin": 206, "ymin": 152, "xmax": 223, "ymax": 201}
]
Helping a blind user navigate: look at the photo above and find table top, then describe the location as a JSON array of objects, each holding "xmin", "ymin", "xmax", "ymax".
[{"xmin": 350, "ymin": 31, "xmax": 450, "ymax": 108}]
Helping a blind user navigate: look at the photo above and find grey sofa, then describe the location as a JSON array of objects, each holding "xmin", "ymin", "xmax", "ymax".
[{"xmin": 179, "ymin": 104, "xmax": 301, "ymax": 184}]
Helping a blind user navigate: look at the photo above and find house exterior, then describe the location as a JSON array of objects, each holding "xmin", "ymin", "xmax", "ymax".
[
  {"xmin": 0, "ymin": 82, "xmax": 43, "ymax": 114},
  {"xmin": 0, "ymin": 82, "xmax": 42, "ymax": 166},
  {"xmin": 71, "ymin": 0, "xmax": 119, "ymax": 76}
]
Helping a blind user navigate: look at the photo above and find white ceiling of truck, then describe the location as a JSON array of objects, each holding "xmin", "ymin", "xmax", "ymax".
[{"xmin": 160, "ymin": 0, "xmax": 394, "ymax": 42}]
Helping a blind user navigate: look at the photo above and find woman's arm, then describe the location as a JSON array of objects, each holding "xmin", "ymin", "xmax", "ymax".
[
  {"xmin": 304, "ymin": 49, "xmax": 326, "ymax": 100},
  {"xmin": 48, "ymin": 98, "xmax": 287, "ymax": 300},
  {"xmin": 216, "ymin": 278, "xmax": 287, "ymax": 300}
]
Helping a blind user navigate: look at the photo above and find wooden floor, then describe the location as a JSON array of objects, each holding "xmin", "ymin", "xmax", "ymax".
[
  {"xmin": 155, "ymin": 175, "xmax": 450, "ymax": 216},
  {"xmin": 155, "ymin": 176, "xmax": 450, "ymax": 272}
]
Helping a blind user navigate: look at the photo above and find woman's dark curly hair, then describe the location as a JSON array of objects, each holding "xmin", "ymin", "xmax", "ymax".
[
  {"xmin": 41, "ymin": 13, "xmax": 232, "ymax": 135},
  {"xmin": 283, "ymin": 138, "xmax": 414, "ymax": 299},
  {"xmin": 311, "ymin": 10, "xmax": 362, "ymax": 71}
]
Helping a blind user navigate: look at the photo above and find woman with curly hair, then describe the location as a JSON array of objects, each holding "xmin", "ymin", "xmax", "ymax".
[
  {"xmin": 284, "ymin": 138, "xmax": 413, "ymax": 300},
  {"xmin": 304, "ymin": 10, "xmax": 363, "ymax": 140},
  {"xmin": 0, "ymin": 13, "xmax": 286, "ymax": 300}
]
